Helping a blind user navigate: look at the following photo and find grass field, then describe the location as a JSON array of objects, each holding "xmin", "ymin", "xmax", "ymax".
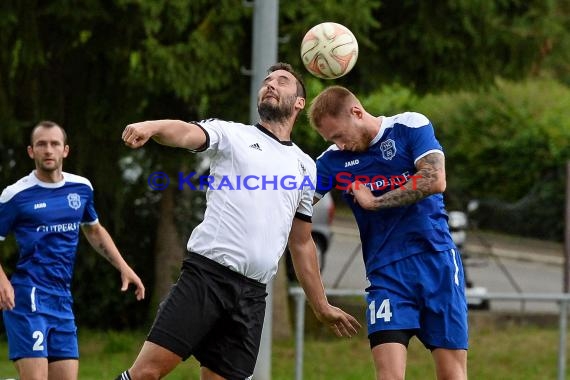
[{"xmin": 0, "ymin": 313, "xmax": 568, "ymax": 380}]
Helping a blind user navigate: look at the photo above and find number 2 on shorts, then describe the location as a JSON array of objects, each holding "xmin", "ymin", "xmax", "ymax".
[
  {"xmin": 32, "ymin": 330, "xmax": 45, "ymax": 351},
  {"xmin": 368, "ymin": 298, "xmax": 392, "ymax": 324}
]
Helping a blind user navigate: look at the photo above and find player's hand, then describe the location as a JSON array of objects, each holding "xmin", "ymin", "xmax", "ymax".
[
  {"xmin": 348, "ymin": 180, "xmax": 376, "ymax": 210},
  {"xmin": 122, "ymin": 123, "xmax": 153, "ymax": 149},
  {"xmin": 0, "ymin": 274, "xmax": 15, "ymax": 310},
  {"xmin": 315, "ymin": 304, "xmax": 361, "ymax": 338},
  {"xmin": 120, "ymin": 266, "xmax": 146, "ymax": 301}
]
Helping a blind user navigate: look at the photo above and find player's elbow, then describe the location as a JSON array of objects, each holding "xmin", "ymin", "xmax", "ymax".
[
  {"xmin": 287, "ymin": 239, "xmax": 303, "ymax": 258},
  {"xmin": 432, "ymin": 176, "xmax": 446, "ymax": 194}
]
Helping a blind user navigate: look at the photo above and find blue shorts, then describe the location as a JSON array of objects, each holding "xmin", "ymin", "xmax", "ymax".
[
  {"xmin": 2, "ymin": 286, "xmax": 78, "ymax": 361},
  {"xmin": 366, "ymin": 249, "xmax": 468, "ymax": 350}
]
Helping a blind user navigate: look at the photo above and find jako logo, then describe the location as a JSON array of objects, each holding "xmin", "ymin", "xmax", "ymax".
[
  {"xmin": 344, "ymin": 159, "xmax": 359, "ymax": 168},
  {"xmin": 34, "ymin": 202, "xmax": 47, "ymax": 209}
]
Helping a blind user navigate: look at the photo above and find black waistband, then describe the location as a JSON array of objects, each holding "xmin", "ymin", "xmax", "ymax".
[{"xmin": 184, "ymin": 251, "xmax": 266, "ymax": 289}]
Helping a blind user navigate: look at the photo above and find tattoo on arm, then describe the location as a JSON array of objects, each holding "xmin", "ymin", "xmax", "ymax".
[{"xmin": 375, "ymin": 153, "xmax": 445, "ymax": 209}]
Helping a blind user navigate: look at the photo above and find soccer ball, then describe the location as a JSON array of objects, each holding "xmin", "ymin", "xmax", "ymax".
[{"xmin": 300, "ymin": 22, "xmax": 359, "ymax": 80}]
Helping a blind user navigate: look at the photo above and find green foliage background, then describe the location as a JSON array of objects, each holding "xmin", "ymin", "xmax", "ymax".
[{"xmin": 421, "ymin": 79, "xmax": 570, "ymax": 240}]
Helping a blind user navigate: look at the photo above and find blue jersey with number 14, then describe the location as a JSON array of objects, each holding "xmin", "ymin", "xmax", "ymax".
[
  {"xmin": 0, "ymin": 171, "xmax": 98, "ymax": 296},
  {"xmin": 315, "ymin": 112, "xmax": 456, "ymax": 276}
]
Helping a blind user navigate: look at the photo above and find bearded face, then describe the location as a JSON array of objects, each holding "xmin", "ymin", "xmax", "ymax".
[{"xmin": 258, "ymin": 92, "xmax": 297, "ymax": 123}]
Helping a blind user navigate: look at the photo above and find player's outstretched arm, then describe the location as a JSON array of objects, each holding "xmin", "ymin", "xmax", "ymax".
[
  {"xmin": 288, "ymin": 218, "xmax": 361, "ymax": 337},
  {"xmin": 0, "ymin": 265, "xmax": 14, "ymax": 310},
  {"xmin": 81, "ymin": 223, "xmax": 145, "ymax": 301},
  {"xmin": 122, "ymin": 119, "xmax": 207, "ymax": 150}
]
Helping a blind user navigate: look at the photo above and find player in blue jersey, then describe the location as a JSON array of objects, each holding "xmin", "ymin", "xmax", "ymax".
[
  {"xmin": 309, "ymin": 86, "xmax": 468, "ymax": 380},
  {"xmin": 0, "ymin": 121, "xmax": 146, "ymax": 380}
]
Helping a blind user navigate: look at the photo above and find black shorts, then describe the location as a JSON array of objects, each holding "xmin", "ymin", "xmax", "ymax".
[{"xmin": 147, "ymin": 252, "xmax": 267, "ymax": 380}]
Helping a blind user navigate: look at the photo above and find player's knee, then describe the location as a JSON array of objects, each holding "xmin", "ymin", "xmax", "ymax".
[
  {"xmin": 375, "ymin": 369, "xmax": 405, "ymax": 380},
  {"xmin": 127, "ymin": 366, "xmax": 163, "ymax": 380},
  {"xmin": 434, "ymin": 366, "xmax": 467, "ymax": 380},
  {"xmin": 18, "ymin": 374, "xmax": 48, "ymax": 380}
]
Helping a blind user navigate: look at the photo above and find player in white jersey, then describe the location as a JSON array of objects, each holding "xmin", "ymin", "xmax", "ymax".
[
  {"xmin": 308, "ymin": 86, "xmax": 468, "ymax": 380},
  {"xmin": 0, "ymin": 121, "xmax": 146, "ymax": 380},
  {"xmin": 115, "ymin": 63, "xmax": 361, "ymax": 380}
]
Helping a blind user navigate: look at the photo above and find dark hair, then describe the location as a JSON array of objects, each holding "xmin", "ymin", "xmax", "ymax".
[
  {"xmin": 267, "ymin": 62, "xmax": 307, "ymax": 99},
  {"xmin": 30, "ymin": 120, "xmax": 68, "ymax": 145}
]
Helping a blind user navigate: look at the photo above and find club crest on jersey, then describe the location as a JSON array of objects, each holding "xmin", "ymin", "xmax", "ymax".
[
  {"xmin": 67, "ymin": 193, "xmax": 81, "ymax": 210},
  {"xmin": 380, "ymin": 139, "xmax": 397, "ymax": 160}
]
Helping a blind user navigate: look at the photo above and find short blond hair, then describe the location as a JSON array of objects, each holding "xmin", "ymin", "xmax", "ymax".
[{"xmin": 308, "ymin": 86, "xmax": 357, "ymax": 129}]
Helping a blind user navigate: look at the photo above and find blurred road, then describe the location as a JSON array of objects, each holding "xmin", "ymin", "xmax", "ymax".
[{"xmin": 322, "ymin": 215, "xmax": 566, "ymax": 313}]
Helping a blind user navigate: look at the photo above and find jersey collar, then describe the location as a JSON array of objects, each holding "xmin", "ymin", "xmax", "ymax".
[
  {"xmin": 31, "ymin": 170, "xmax": 66, "ymax": 188},
  {"xmin": 255, "ymin": 124, "xmax": 293, "ymax": 146},
  {"xmin": 369, "ymin": 116, "xmax": 385, "ymax": 146}
]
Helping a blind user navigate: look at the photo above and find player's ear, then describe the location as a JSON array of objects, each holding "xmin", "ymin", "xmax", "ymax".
[
  {"xmin": 296, "ymin": 96, "xmax": 305, "ymax": 110},
  {"xmin": 350, "ymin": 106, "xmax": 363, "ymax": 119},
  {"xmin": 63, "ymin": 144, "xmax": 70, "ymax": 158},
  {"xmin": 27, "ymin": 145, "xmax": 34, "ymax": 159}
]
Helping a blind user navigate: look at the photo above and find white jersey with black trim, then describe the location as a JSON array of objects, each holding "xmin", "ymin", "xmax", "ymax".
[{"xmin": 187, "ymin": 119, "xmax": 316, "ymax": 284}]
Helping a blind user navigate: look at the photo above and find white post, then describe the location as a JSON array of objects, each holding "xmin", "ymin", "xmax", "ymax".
[
  {"xmin": 557, "ymin": 299, "xmax": 568, "ymax": 380},
  {"xmin": 250, "ymin": 0, "xmax": 279, "ymax": 379},
  {"xmin": 294, "ymin": 290, "xmax": 306, "ymax": 380}
]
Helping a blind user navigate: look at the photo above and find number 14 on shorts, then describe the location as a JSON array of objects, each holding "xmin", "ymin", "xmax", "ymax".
[{"xmin": 369, "ymin": 298, "xmax": 392, "ymax": 324}]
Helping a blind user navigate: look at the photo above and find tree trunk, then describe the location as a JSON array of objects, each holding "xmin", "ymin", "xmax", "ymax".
[
  {"xmin": 272, "ymin": 255, "xmax": 292, "ymax": 340},
  {"xmin": 151, "ymin": 186, "xmax": 185, "ymax": 313}
]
